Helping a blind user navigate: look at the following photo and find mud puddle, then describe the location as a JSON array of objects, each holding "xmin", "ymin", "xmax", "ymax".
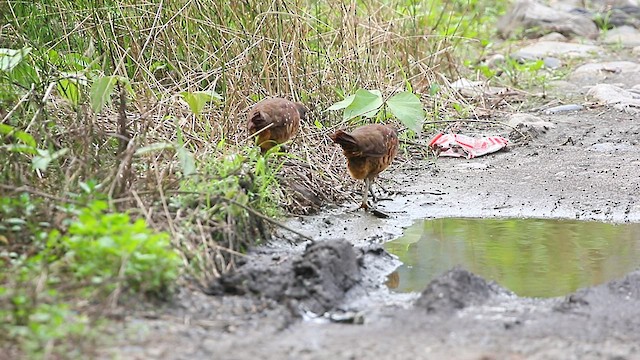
[{"xmin": 385, "ymin": 218, "xmax": 640, "ymax": 297}]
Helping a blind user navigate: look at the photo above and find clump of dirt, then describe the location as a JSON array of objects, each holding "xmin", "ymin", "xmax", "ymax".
[
  {"xmin": 415, "ymin": 267, "xmax": 509, "ymax": 313},
  {"xmin": 206, "ymin": 239, "xmax": 362, "ymax": 314},
  {"xmin": 555, "ymin": 269, "xmax": 640, "ymax": 315}
]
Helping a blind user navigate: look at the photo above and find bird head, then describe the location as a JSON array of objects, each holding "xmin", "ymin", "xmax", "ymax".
[{"xmin": 294, "ymin": 102, "xmax": 309, "ymax": 121}]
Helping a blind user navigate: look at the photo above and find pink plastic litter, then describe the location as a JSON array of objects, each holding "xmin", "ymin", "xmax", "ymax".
[{"xmin": 428, "ymin": 132, "xmax": 509, "ymax": 159}]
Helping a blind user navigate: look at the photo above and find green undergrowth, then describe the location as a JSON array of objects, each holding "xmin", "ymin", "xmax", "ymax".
[
  {"xmin": 1, "ymin": 198, "xmax": 179, "ymax": 358},
  {"xmin": 1, "ymin": 0, "xmax": 511, "ymax": 356}
]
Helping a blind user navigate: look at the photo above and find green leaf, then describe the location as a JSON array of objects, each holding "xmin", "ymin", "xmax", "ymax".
[
  {"xmin": 176, "ymin": 146, "xmax": 196, "ymax": 176},
  {"xmin": 326, "ymin": 94, "xmax": 355, "ymax": 111},
  {"xmin": 180, "ymin": 90, "xmax": 222, "ymax": 116},
  {"xmin": 12, "ymin": 61, "xmax": 40, "ymax": 88},
  {"xmin": 32, "ymin": 148, "xmax": 68, "ymax": 172},
  {"xmin": 387, "ymin": 91, "xmax": 425, "ymax": 133},
  {"xmin": 116, "ymin": 76, "xmax": 135, "ymax": 98},
  {"xmin": 0, "ymin": 144, "xmax": 37, "ymax": 154},
  {"xmin": 0, "ymin": 124, "xmax": 36, "ymax": 147},
  {"xmin": 342, "ymin": 89, "xmax": 383, "ymax": 121},
  {"xmin": 0, "ymin": 47, "xmax": 31, "ymax": 72},
  {"xmin": 90, "ymin": 76, "xmax": 118, "ymax": 113},
  {"xmin": 135, "ymin": 142, "xmax": 175, "ymax": 156},
  {"xmin": 57, "ymin": 79, "xmax": 80, "ymax": 107}
]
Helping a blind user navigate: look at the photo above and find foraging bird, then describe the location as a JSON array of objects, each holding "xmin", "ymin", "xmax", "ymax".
[
  {"xmin": 247, "ymin": 97, "xmax": 308, "ymax": 153},
  {"xmin": 330, "ymin": 124, "xmax": 398, "ymax": 210}
]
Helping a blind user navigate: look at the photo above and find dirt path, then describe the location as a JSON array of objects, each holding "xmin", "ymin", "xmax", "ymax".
[{"xmin": 101, "ymin": 37, "xmax": 640, "ymax": 360}]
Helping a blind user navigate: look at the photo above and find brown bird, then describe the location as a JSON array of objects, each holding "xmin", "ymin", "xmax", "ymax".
[
  {"xmin": 247, "ymin": 97, "xmax": 308, "ymax": 153},
  {"xmin": 330, "ymin": 124, "xmax": 399, "ymax": 210}
]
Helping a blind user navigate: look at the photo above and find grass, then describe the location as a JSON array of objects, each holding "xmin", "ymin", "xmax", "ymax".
[{"xmin": 0, "ymin": 0, "xmax": 511, "ymax": 356}]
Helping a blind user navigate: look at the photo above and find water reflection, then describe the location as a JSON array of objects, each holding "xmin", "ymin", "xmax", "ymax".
[{"xmin": 384, "ymin": 218, "xmax": 640, "ymax": 297}]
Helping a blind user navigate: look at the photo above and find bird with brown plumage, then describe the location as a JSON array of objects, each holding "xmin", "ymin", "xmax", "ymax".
[
  {"xmin": 329, "ymin": 124, "xmax": 399, "ymax": 211},
  {"xmin": 247, "ymin": 97, "xmax": 308, "ymax": 153}
]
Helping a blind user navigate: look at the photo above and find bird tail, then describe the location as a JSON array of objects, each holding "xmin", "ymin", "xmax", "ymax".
[{"xmin": 329, "ymin": 130, "xmax": 360, "ymax": 155}]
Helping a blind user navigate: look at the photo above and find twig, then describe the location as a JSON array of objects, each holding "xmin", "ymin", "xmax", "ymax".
[
  {"xmin": 0, "ymin": 184, "xmax": 81, "ymax": 204},
  {"xmin": 1, "ymin": 83, "xmax": 34, "ymax": 125},
  {"xmin": 25, "ymin": 82, "xmax": 55, "ymax": 133},
  {"xmin": 167, "ymin": 190, "xmax": 314, "ymax": 242}
]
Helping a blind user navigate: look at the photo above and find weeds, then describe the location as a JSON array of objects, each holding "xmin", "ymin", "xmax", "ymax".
[
  {"xmin": 1, "ymin": 0, "xmax": 511, "ymax": 356},
  {"xmin": 1, "ymin": 199, "xmax": 178, "ymax": 357}
]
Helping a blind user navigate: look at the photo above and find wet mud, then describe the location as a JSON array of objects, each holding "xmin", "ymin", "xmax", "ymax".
[{"xmin": 102, "ymin": 45, "xmax": 640, "ymax": 360}]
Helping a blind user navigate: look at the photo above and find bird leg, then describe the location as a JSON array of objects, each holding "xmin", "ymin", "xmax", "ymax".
[{"xmin": 360, "ymin": 178, "xmax": 372, "ymax": 210}]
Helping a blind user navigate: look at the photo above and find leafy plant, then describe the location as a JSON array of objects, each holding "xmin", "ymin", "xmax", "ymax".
[
  {"xmin": 327, "ymin": 88, "xmax": 425, "ymax": 134},
  {"xmin": 48, "ymin": 201, "xmax": 180, "ymax": 297},
  {"xmin": 180, "ymin": 90, "xmax": 223, "ymax": 117}
]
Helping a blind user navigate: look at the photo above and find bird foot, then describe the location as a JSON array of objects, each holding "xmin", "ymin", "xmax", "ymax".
[
  {"xmin": 369, "ymin": 207, "xmax": 390, "ymax": 218},
  {"xmin": 345, "ymin": 202, "xmax": 390, "ymax": 218}
]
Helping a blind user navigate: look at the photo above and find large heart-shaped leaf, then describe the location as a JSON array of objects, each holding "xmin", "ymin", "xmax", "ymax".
[
  {"xmin": 326, "ymin": 94, "xmax": 355, "ymax": 111},
  {"xmin": 387, "ymin": 91, "xmax": 425, "ymax": 133},
  {"xmin": 342, "ymin": 89, "xmax": 383, "ymax": 121}
]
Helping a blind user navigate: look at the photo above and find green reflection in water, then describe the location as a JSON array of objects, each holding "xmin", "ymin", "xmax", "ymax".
[{"xmin": 384, "ymin": 218, "xmax": 640, "ymax": 297}]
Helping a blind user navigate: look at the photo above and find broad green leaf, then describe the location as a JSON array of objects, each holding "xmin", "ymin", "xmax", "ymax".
[
  {"xmin": 135, "ymin": 142, "xmax": 174, "ymax": 155},
  {"xmin": 0, "ymin": 124, "xmax": 36, "ymax": 147},
  {"xmin": 342, "ymin": 89, "xmax": 383, "ymax": 121},
  {"xmin": 57, "ymin": 78, "xmax": 80, "ymax": 107},
  {"xmin": 326, "ymin": 94, "xmax": 355, "ymax": 111},
  {"xmin": 0, "ymin": 144, "xmax": 38, "ymax": 154},
  {"xmin": 0, "ymin": 47, "xmax": 31, "ymax": 72},
  {"xmin": 194, "ymin": 90, "xmax": 223, "ymax": 101},
  {"xmin": 59, "ymin": 71, "xmax": 88, "ymax": 86},
  {"xmin": 180, "ymin": 90, "xmax": 222, "ymax": 116},
  {"xmin": 90, "ymin": 76, "xmax": 118, "ymax": 113},
  {"xmin": 12, "ymin": 61, "xmax": 40, "ymax": 88},
  {"xmin": 387, "ymin": 91, "xmax": 425, "ymax": 133},
  {"xmin": 176, "ymin": 146, "xmax": 196, "ymax": 176}
]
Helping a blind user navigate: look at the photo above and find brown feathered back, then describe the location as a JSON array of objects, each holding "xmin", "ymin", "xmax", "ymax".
[
  {"xmin": 247, "ymin": 98, "xmax": 307, "ymax": 152},
  {"xmin": 330, "ymin": 124, "xmax": 398, "ymax": 180}
]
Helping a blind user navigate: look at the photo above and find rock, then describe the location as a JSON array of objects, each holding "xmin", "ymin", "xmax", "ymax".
[
  {"xmin": 513, "ymin": 41, "xmax": 602, "ymax": 59},
  {"xmin": 415, "ymin": 268, "xmax": 506, "ymax": 314},
  {"xmin": 573, "ymin": 61, "xmax": 640, "ymax": 75},
  {"xmin": 507, "ymin": 113, "xmax": 556, "ymax": 141},
  {"xmin": 607, "ymin": 5, "xmax": 640, "ymax": 28},
  {"xmin": 539, "ymin": 32, "xmax": 569, "ymax": 42},
  {"xmin": 633, "ymin": 45, "xmax": 640, "ymax": 55},
  {"xmin": 497, "ymin": 0, "xmax": 599, "ymax": 39},
  {"xmin": 587, "ymin": 84, "xmax": 640, "ymax": 113},
  {"xmin": 548, "ymin": 0, "xmax": 584, "ymax": 12},
  {"xmin": 543, "ymin": 104, "xmax": 584, "ymax": 114},
  {"xmin": 485, "ymin": 54, "xmax": 506, "ymax": 68},
  {"xmin": 450, "ymin": 78, "xmax": 508, "ymax": 98},
  {"xmin": 510, "ymin": 52, "xmax": 539, "ymax": 63},
  {"xmin": 207, "ymin": 239, "xmax": 362, "ymax": 314},
  {"xmin": 544, "ymin": 57, "xmax": 563, "ymax": 69},
  {"xmin": 570, "ymin": 61, "xmax": 640, "ymax": 87},
  {"xmin": 601, "ymin": 25, "xmax": 640, "ymax": 47}
]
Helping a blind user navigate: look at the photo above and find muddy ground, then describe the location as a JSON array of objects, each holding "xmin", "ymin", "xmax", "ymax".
[{"xmin": 101, "ymin": 46, "xmax": 640, "ymax": 359}]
